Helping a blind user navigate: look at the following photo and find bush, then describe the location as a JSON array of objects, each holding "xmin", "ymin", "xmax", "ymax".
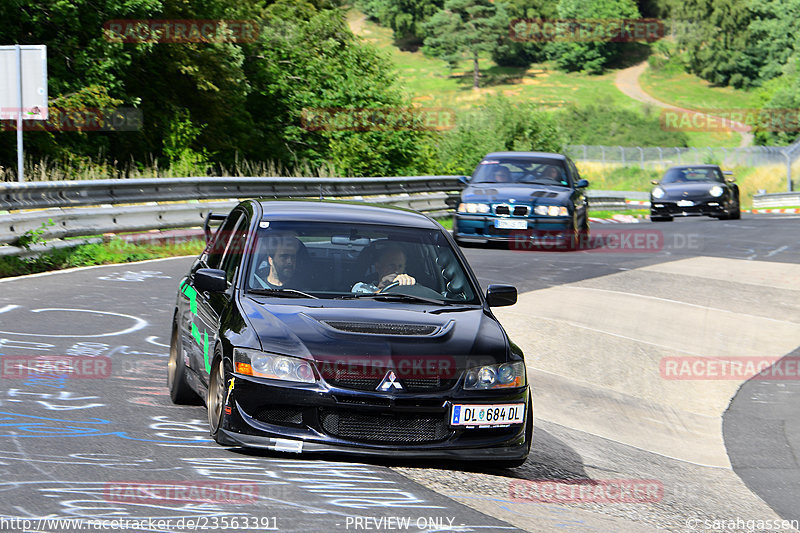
[
  {"xmin": 429, "ymin": 95, "xmax": 563, "ymax": 175},
  {"xmin": 556, "ymin": 104, "xmax": 690, "ymax": 147}
]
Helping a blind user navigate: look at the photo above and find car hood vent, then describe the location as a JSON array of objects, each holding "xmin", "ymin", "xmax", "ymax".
[
  {"xmin": 530, "ymin": 191, "xmax": 559, "ymax": 198},
  {"xmin": 321, "ymin": 321, "xmax": 438, "ymax": 336}
]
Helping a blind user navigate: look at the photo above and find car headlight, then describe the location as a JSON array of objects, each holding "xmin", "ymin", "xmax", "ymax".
[
  {"xmin": 463, "ymin": 361, "xmax": 526, "ymax": 390},
  {"xmin": 709, "ymin": 185, "xmax": 724, "ymax": 197},
  {"xmin": 533, "ymin": 205, "xmax": 568, "ymax": 216},
  {"xmin": 457, "ymin": 202, "xmax": 490, "ymax": 214},
  {"xmin": 651, "ymin": 187, "xmax": 665, "ymax": 199},
  {"xmin": 233, "ymin": 348, "xmax": 315, "ymax": 383}
]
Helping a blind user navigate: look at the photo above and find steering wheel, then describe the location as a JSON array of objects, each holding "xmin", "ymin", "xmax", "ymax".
[{"xmin": 377, "ymin": 281, "xmax": 401, "ymax": 293}]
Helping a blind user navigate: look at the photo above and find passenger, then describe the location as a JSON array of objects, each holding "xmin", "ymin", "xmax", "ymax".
[{"xmin": 253, "ymin": 233, "xmax": 301, "ymax": 289}]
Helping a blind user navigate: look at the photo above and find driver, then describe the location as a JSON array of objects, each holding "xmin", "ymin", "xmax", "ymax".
[
  {"xmin": 493, "ymin": 166, "xmax": 512, "ymax": 183},
  {"xmin": 352, "ymin": 244, "xmax": 416, "ymax": 293}
]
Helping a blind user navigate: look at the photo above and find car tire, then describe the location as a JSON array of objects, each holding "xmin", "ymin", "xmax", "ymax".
[
  {"xmin": 208, "ymin": 353, "xmax": 234, "ymax": 445},
  {"xmin": 650, "ymin": 214, "xmax": 673, "ymax": 222},
  {"xmin": 167, "ymin": 320, "xmax": 200, "ymax": 404},
  {"xmin": 730, "ymin": 196, "xmax": 741, "ymax": 219},
  {"xmin": 482, "ymin": 393, "xmax": 534, "ymax": 469}
]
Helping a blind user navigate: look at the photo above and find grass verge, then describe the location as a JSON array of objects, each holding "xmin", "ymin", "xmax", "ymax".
[{"xmin": 0, "ymin": 238, "xmax": 205, "ymax": 278}]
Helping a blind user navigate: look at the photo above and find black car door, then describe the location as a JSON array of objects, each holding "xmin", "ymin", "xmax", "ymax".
[{"xmin": 185, "ymin": 209, "xmax": 246, "ymax": 383}]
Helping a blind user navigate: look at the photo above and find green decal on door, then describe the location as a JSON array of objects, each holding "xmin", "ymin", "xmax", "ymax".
[{"xmin": 181, "ymin": 281, "xmax": 211, "ymax": 373}]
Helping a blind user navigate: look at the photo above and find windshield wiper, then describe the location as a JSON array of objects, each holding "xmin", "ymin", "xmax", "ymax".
[
  {"xmin": 248, "ymin": 288, "xmax": 319, "ymax": 299},
  {"xmin": 337, "ymin": 293, "xmax": 446, "ymax": 305},
  {"xmin": 429, "ymin": 305, "xmax": 481, "ymax": 314}
]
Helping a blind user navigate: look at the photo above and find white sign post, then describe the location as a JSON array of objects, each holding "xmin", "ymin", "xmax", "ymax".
[{"xmin": 0, "ymin": 44, "xmax": 48, "ymax": 182}]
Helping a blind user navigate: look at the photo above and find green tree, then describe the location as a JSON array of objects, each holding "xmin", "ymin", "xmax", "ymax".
[
  {"xmin": 548, "ymin": 0, "xmax": 641, "ymax": 74},
  {"xmin": 356, "ymin": 0, "xmax": 444, "ymax": 48},
  {"xmin": 422, "ymin": 0, "xmax": 510, "ymax": 89}
]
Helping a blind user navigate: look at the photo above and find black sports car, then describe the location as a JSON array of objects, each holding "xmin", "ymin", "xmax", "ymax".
[
  {"xmin": 650, "ymin": 165, "xmax": 741, "ymax": 221},
  {"xmin": 453, "ymin": 152, "xmax": 590, "ymax": 249},
  {"xmin": 168, "ymin": 200, "xmax": 532, "ymax": 466}
]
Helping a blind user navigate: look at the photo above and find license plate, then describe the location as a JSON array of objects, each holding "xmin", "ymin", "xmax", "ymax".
[
  {"xmin": 494, "ymin": 219, "xmax": 527, "ymax": 230},
  {"xmin": 451, "ymin": 403, "xmax": 525, "ymax": 426},
  {"xmin": 677, "ymin": 200, "xmax": 694, "ymax": 207}
]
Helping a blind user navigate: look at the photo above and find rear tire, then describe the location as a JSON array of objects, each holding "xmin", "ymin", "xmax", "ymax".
[
  {"xmin": 650, "ymin": 214, "xmax": 673, "ymax": 222},
  {"xmin": 168, "ymin": 321, "xmax": 200, "ymax": 404}
]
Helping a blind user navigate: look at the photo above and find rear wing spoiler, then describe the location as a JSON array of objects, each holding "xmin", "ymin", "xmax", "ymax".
[{"xmin": 203, "ymin": 212, "xmax": 228, "ymax": 243}]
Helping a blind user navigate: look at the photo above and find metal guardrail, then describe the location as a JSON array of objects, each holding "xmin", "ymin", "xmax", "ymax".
[
  {"xmin": 753, "ymin": 191, "xmax": 800, "ymax": 208},
  {"xmin": 0, "ymin": 176, "xmax": 640, "ymax": 254},
  {"xmin": 0, "ymin": 176, "xmax": 462, "ymax": 211}
]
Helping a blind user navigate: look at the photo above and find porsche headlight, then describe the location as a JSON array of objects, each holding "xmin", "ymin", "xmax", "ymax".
[
  {"xmin": 652, "ymin": 187, "xmax": 665, "ymax": 199},
  {"xmin": 463, "ymin": 361, "xmax": 526, "ymax": 390},
  {"xmin": 709, "ymin": 185, "xmax": 724, "ymax": 197},
  {"xmin": 457, "ymin": 202, "xmax": 490, "ymax": 214},
  {"xmin": 533, "ymin": 205, "xmax": 569, "ymax": 216},
  {"xmin": 233, "ymin": 348, "xmax": 315, "ymax": 383}
]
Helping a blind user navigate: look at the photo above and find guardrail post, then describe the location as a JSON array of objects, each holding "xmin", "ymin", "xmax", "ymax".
[
  {"xmin": 784, "ymin": 151, "xmax": 793, "ymax": 192},
  {"xmin": 637, "ymin": 147, "xmax": 644, "ymax": 168},
  {"xmin": 619, "ymin": 146, "xmax": 625, "ymax": 165},
  {"xmin": 657, "ymin": 147, "xmax": 663, "ymax": 166}
]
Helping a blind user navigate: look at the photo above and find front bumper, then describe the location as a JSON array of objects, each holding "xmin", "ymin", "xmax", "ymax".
[
  {"xmin": 651, "ymin": 199, "xmax": 726, "ymax": 217},
  {"xmin": 454, "ymin": 214, "xmax": 571, "ymax": 245},
  {"xmin": 218, "ymin": 374, "xmax": 531, "ymax": 460}
]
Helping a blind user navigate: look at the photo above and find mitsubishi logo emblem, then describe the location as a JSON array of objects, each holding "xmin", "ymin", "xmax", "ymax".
[{"xmin": 377, "ymin": 371, "xmax": 403, "ymax": 391}]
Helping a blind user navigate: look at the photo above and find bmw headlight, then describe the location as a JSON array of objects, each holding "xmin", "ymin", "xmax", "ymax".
[
  {"xmin": 709, "ymin": 185, "xmax": 724, "ymax": 197},
  {"xmin": 533, "ymin": 205, "xmax": 568, "ymax": 216},
  {"xmin": 233, "ymin": 348, "xmax": 316, "ymax": 383},
  {"xmin": 457, "ymin": 202, "xmax": 490, "ymax": 214},
  {"xmin": 652, "ymin": 187, "xmax": 665, "ymax": 199},
  {"xmin": 463, "ymin": 361, "xmax": 526, "ymax": 390}
]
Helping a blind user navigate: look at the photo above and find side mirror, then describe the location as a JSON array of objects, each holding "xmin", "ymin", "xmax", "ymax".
[
  {"xmin": 457, "ymin": 176, "xmax": 470, "ymax": 186},
  {"xmin": 195, "ymin": 268, "xmax": 228, "ymax": 293},
  {"xmin": 486, "ymin": 284, "xmax": 517, "ymax": 307},
  {"xmin": 575, "ymin": 178, "xmax": 589, "ymax": 188},
  {"xmin": 651, "ymin": 180, "xmax": 660, "ymax": 185}
]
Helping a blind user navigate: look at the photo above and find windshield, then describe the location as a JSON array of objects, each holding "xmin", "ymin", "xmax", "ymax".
[
  {"xmin": 245, "ymin": 221, "xmax": 479, "ymax": 304},
  {"xmin": 661, "ymin": 167, "xmax": 724, "ymax": 184},
  {"xmin": 471, "ymin": 158, "xmax": 570, "ymax": 187}
]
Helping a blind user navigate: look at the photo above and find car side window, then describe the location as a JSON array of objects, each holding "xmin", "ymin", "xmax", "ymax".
[
  {"xmin": 206, "ymin": 212, "xmax": 243, "ymax": 270},
  {"xmin": 567, "ymin": 158, "xmax": 580, "ymax": 184},
  {"xmin": 220, "ymin": 216, "xmax": 249, "ymax": 284}
]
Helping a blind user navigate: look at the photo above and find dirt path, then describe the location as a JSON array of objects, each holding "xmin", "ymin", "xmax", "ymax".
[{"xmin": 615, "ymin": 62, "xmax": 753, "ymax": 147}]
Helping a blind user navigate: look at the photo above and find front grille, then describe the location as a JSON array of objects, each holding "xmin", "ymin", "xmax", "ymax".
[
  {"xmin": 320, "ymin": 409, "xmax": 451, "ymax": 443},
  {"xmin": 253, "ymin": 406, "xmax": 303, "ymax": 425},
  {"xmin": 322, "ymin": 321, "xmax": 437, "ymax": 336},
  {"xmin": 324, "ymin": 375, "xmax": 381, "ymax": 391},
  {"xmin": 494, "ymin": 204, "xmax": 530, "ymax": 217},
  {"xmin": 324, "ymin": 374, "xmax": 456, "ymax": 392},
  {"xmin": 403, "ymin": 377, "xmax": 457, "ymax": 391}
]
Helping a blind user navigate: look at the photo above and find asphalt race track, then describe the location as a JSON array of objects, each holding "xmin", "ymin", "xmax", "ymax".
[{"xmin": 0, "ymin": 213, "xmax": 798, "ymax": 533}]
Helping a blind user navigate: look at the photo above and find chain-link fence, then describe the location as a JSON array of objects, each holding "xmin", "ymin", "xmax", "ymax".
[{"xmin": 565, "ymin": 142, "xmax": 799, "ymax": 191}]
